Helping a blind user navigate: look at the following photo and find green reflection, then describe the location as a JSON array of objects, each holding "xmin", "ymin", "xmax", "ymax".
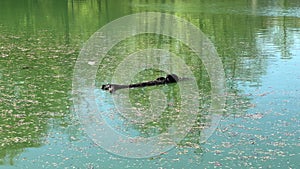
[
  {"xmin": 0, "ymin": 0, "xmax": 299, "ymax": 168},
  {"xmin": 96, "ymin": 33, "xmax": 212, "ymax": 143}
]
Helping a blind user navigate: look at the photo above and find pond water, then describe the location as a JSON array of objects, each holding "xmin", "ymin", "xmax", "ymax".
[{"xmin": 0, "ymin": 0, "xmax": 299, "ymax": 168}]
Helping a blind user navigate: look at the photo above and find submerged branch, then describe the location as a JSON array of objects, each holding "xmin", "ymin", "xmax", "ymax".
[{"xmin": 101, "ymin": 74, "xmax": 189, "ymax": 93}]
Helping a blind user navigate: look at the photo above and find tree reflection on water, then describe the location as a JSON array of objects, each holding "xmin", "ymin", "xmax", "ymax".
[{"xmin": 1, "ymin": 0, "xmax": 299, "ymax": 167}]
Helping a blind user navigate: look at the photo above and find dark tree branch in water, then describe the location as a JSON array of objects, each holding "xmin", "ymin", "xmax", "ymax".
[{"xmin": 101, "ymin": 74, "xmax": 188, "ymax": 93}]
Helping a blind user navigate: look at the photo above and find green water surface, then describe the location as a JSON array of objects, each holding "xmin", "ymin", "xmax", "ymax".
[{"xmin": 0, "ymin": 0, "xmax": 299, "ymax": 168}]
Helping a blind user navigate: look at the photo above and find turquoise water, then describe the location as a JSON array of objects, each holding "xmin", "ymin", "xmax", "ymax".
[{"xmin": 0, "ymin": 0, "xmax": 299, "ymax": 168}]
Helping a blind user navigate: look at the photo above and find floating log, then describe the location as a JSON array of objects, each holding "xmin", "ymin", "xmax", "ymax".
[{"xmin": 101, "ymin": 74, "xmax": 180, "ymax": 93}]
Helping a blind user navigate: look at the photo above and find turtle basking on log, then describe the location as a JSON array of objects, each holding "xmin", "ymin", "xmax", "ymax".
[{"xmin": 101, "ymin": 74, "xmax": 185, "ymax": 93}]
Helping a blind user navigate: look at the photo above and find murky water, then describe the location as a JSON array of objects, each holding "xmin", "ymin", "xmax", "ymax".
[{"xmin": 0, "ymin": 0, "xmax": 299, "ymax": 168}]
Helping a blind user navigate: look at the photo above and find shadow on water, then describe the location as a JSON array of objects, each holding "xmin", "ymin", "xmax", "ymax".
[{"xmin": 0, "ymin": 0, "xmax": 299, "ymax": 168}]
